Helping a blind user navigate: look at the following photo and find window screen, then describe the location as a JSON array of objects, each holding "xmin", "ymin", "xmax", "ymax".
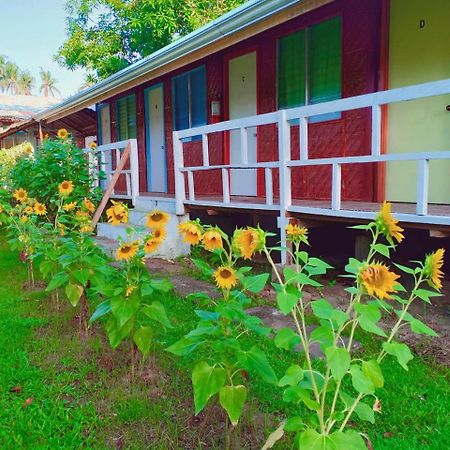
[{"xmin": 116, "ymin": 95, "xmax": 137, "ymax": 140}]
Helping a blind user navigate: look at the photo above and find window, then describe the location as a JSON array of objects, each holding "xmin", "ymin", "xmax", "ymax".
[
  {"xmin": 172, "ymin": 66, "xmax": 207, "ymax": 131},
  {"xmin": 116, "ymin": 94, "xmax": 137, "ymax": 140},
  {"xmin": 278, "ymin": 17, "xmax": 342, "ymax": 120}
]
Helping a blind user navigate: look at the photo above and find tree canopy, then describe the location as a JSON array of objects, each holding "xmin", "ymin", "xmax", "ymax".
[{"xmin": 56, "ymin": 0, "xmax": 245, "ymax": 81}]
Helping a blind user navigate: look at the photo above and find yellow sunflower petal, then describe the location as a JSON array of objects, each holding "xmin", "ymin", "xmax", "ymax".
[
  {"xmin": 360, "ymin": 263, "xmax": 400, "ymax": 300},
  {"xmin": 376, "ymin": 202, "xmax": 404, "ymax": 244},
  {"xmin": 146, "ymin": 210, "xmax": 170, "ymax": 229},
  {"xmin": 424, "ymin": 248, "xmax": 445, "ymax": 290},
  {"xmin": 214, "ymin": 266, "xmax": 238, "ymax": 290}
]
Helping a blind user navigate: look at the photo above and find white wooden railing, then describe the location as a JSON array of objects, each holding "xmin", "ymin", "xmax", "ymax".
[
  {"xmin": 173, "ymin": 79, "xmax": 450, "ymax": 262},
  {"xmin": 87, "ymin": 139, "xmax": 139, "ymax": 206}
]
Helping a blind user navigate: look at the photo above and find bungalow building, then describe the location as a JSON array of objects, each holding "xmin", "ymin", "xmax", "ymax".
[{"xmin": 4, "ymin": 0, "xmax": 449, "ymax": 260}]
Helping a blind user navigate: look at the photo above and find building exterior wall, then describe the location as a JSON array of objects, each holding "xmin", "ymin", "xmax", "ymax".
[
  {"xmin": 386, "ymin": 0, "xmax": 450, "ymax": 204},
  {"xmin": 98, "ymin": 0, "xmax": 381, "ymax": 202}
]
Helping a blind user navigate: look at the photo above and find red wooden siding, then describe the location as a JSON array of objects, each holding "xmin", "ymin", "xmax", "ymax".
[{"xmin": 99, "ymin": 0, "xmax": 381, "ymax": 201}]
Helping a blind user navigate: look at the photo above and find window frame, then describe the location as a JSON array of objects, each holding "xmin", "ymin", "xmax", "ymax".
[
  {"xmin": 276, "ymin": 16, "xmax": 342, "ymax": 123},
  {"xmin": 171, "ymin": 65, "xmax": 207, "ymax": 133},
  {"xmin": 115, "ymin": 94, "xmax": 137, "ymax": 141}
]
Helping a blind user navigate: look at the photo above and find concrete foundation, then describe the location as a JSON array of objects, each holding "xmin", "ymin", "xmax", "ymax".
[{"xmin": 96, "ymin": 196, "xmax": 190, "ymax": 260}]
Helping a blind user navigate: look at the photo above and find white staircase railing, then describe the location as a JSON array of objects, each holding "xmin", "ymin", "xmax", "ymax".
[
  {"xmin": 173, "ymin": 79, "xmax": 450, "ymax": 263},
  {"xmin": 86, "ymin": 139, "xmax": 139, "ymax": 206}
]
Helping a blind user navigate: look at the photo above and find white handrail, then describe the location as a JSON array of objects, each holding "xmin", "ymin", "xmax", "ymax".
[{"xmin": 85, "ymin": 138, "xmax": 139, "ymax": 206}]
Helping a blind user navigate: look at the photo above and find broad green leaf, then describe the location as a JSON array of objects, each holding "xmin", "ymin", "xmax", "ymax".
[
  {"xmin": 372, "ymin": 243, "xmax": 390, "ymax": 257},
  {"xmin": 284, "ymin": 416, "xmax": 303, "ymax": 432},
  {"xmin": 325, "ymin": 347, "xmax": 351, "ymax": 382},
  {"xmin": 106, "ymin": 316, "xmax": 134, "ymax": 349},
  {"xmin": 219, "ymin": 385, "xmax": 247, "ymax": 425},
  {"xmin": 409, "ymin": 318, "xmax": 438, "ymax": 336},
  {"xmin": 277, "ymin": 292, "xmax": 299, "ymax": 315},
  {"xmin": 355, "ymin": 303, "xmax": 386, "ymax": 337},
  {"xmin": 393, "ymin": 263, "xmax": 416, "ymax": 275},
  {"xmin": 195, "ymin": 309, "xmax": 220, "ymax": 320},
  {"xmin": 295, "ymin": 251, "xmax": 309, "ymax": 263},
  {"xmin": 111, "ymin": 296, "xmax": 140, "ymax": 328},
  {"xmin": 307, "ymin": 257, "xmax": 333, "ymax": 269},
  {"xmin": 73, "ymin": 268, "xmax": 91, "ymax": 286},
  {"xmin": 274, "ymin": 328, "xmax": 301, "ymax": 351},
  {"xmin": 382, "ymin": 341, "xmax": 413, "ymax": 370},
  {"xmin": 238, "ymin": 346, "xmax": 278, "ymax": 385},
  {"xmin": 282, "ymin": 386, "xmax": 320, "ymax": 410},
  {"xmin": 362, "ymin": 359, "xmax": 384, "ymax": 388},
  {"xmin": 192, "ymin": 361, "xmax": 226, "ymax": 414},
  {"xmin": 187, "ymin": 320, "xmax": 219, "ymax": 337},
  {"xmin": 46, "ymin": 272, "xmax": 69, "ymax": 291},
  {"xmin": 89, "ymin": 300, "xmax": 111, "ymax": 323},
  {"xmin": 413, "ymin": 288, "xmax": 442, "ymax": 304},
  {"xmin": 241, "ymin": 273, "xmax": 269, "ymax": 293},
  {"xmin": 141, "ymin": 301, "xmax": 172, "ymax": 328},
  {"xmin": 329, "ymin": 430, "xmax": 368, "ymax": 450},
  {"xmin": 133, "ymin": 326, "xmax": 153, "ymax": 357},
  {"xmin": 278, "ymin": 365, "xmax": 304, "ymax": 387},
  {"xmin": 350, "ymin": 365, "xmax": 375, "ymax": 394},
  {"xmin": 299, "ymin": 429, "xmax": 335, "ymax": 450},
  {"xmin": 65, "ymin": 283, "xmax": 84, "ymax": 307},
  {"xmin": 310, "ymin": 325, "xmax": 334, "ymax": 352},
  {"xmin": 311, "ymin": 299, "xmax": 334, "ymax": 320},
  {"xmin": 166, "ymin": 336, "xmax": 204, "ymax": 356},
  {"xmin": 354, "ymin": 401, "xmax": 375, "ymax": 424},
  {"xmin": 148, "ymin": 278, "xmax": 172, "ymax": 293}
]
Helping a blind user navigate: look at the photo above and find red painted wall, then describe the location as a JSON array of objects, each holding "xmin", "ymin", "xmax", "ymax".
[{"xmin": 99, "ymin": 0, "xmax": 381, "ymax": 202}]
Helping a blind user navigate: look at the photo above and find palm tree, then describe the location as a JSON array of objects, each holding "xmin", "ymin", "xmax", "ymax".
[
  {"xmin": 17, "ymin": 70, "xmax": 35, "ymax": 95},
  {"xmin": 78, "ymin": 73, "xmax": 97, "ymax": 92},
  {"xmin": 0, "ymin": 55, "xmax": 7, "ymax": 90},
  {"xmin": 3, "ymin": 62, "xmax": 19, "ymax": 94},
  {"xmin": 39, "ymin": 68, "xmax": 61, "ymax": 97}
]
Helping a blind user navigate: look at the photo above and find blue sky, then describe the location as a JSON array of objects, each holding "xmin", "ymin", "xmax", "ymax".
[{"xmin": 0, "ymin": 1, "xmax": 87, "ymax": 98}]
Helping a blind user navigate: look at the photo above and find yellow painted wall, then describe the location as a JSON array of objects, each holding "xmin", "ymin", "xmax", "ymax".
[{"xmin": 386, "ymin": 0, "xmax": 450, "ymax": 204}]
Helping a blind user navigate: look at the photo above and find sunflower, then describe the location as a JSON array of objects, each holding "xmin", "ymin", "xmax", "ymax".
[
  {"xmin": 178, "ymin": 221, "xmax": 203, "ymax": 245},
  {"xmin": 83, "ymin": 197, "xmax": 96, "ymax": 213},
  {"xmin": 360, "ymin": 263, "xmax": 400, "ymax": 300},
  {"xmin": 24, "ymin": 206, "xmax": 34, "ymax": 215},
  {"xmin": 13, "ymin": 188, "xmax": 28, "ymax": 203},
  {"xmin": 202, "ymin": 229, "xmax": 223, "ymax": 252},
  {"xmin": 89, "ymin": 141, "xmax": 97, "ymax": 149},
  {"xmin": 20, "ymin": 215, "xmax": 28, "ymax": 224},
  {"xmin": 34, "ymin": 202, "xmax": 47, "ymax": 216},
  {"xmin": 76, "ymin": 210, "xmax": 90, "ymax": 219},
  {"xmin": 234, "ymin": 227, "xmax": 266, "ymax": 260},
  {"xmin": 144, "ymin": 235, "xmax": 163, "ymax": 254},
  {"xmin": 214, "ymin": 266, "xmax": 238, "ymax": 290},
  {"xmin": 80, "ymin": 224, "xmax": 94, "ymax": 234},
  {"xmin": 63, "ymin": 201, "xmax": 77, "ymax": 212},
  {"xmin": 23, "ymin": 143, "xmax": 33, "ymax": 155},
  {"xmin": 153, "ymin": 227, "xmax": 166, "ymax": 241},
  {"xmin": 423, "ymin": 248, "xmax": 445, "ymax": 290},
  {"xmin": 125, "ymin": 285, "xmax": 137, "ymax": 297},
  {"xmin": 286, "ymin": 223, "xmax": 308, "ymax": 243},
  {"xmin": 58, "ymin": 180, "xmax": 74, "ymax": 197},
  {"xmin": 57, "ymin": 128, "xmax": 69, "ymax": 139},
  {"xmin": 146, "ymin": 210, "xmax": 170, "ymax": 229},
  {"xmin": 376, "ymin": 202, "xmax": 404, "ymax": 244},
  {"xmin": 116, "ymin": 242, "xmax": 139, "ymax": 261},
  {"xmin": 57, "ymin": 222, "xmax": 66, "ymax": 236},
  {"xmin": 106, "ymin": 200, "xmax": 128, "ymax": 225}
]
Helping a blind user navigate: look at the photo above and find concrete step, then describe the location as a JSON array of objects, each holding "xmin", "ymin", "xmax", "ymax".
[
  {"xmin": 133, "ymin": 195, "xmax": 177, "ymax": 213},
  {"xmin": 97, "ymin": 207, "xmax": 190, "ymax": 260}
]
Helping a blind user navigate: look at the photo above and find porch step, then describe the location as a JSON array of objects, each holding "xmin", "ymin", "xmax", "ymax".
[{"xmin": 96, "ymin": 196, "xmax": 190, "ymax": 260}]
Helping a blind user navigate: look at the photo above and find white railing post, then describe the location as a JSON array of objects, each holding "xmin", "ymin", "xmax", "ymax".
[
  {"xmin": 202, "ymin": 134, "xmax": 210, "ymax": 167},
  {"xmin": 240, "ymin": 127, "xmax": 249, "ymax": 164},
  {"xmin": 265, "ymin": 168, "xmax": 273, "ymax": 206},
  {"xmin": 331, "ymin": 163, "xmax": 342, "ymax": 210},
  {"xmin": 299, "ymin": 117, "xmax": 308, "ymax": 160},
  {"xmin": 278, "ymin": 109, "xmax": 291, "ymax": 265},
  {"xmin": 129, "ymin": 138, "xmax": 139, "ymax": 206},
  {"xmin": 173, "ymin": 131, "xmax": 186, "ymax": 215},
  {"xmin": 222, "ymin": 168, "xmax": 230, "ymax": 204},
  {"xmin": 371, "ymin": 104, "xmax": 382, "ymax": 156},
  {"xmin": 187, "ymin": 170, "xmax": 195, "ymax": 201},
  {"xmin": 416, "ymin": 158, "xmax": 429, "ymax": 216}
]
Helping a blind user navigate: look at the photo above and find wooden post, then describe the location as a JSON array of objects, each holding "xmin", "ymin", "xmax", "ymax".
[{"xmin": 173, "ymin": 131, "xmax": 186, "ymax": 215}]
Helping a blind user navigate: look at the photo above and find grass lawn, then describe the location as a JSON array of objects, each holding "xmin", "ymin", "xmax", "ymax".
[{"xmin": 0, "ymin": 236, "xmax": 449, "ymax": 449}]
